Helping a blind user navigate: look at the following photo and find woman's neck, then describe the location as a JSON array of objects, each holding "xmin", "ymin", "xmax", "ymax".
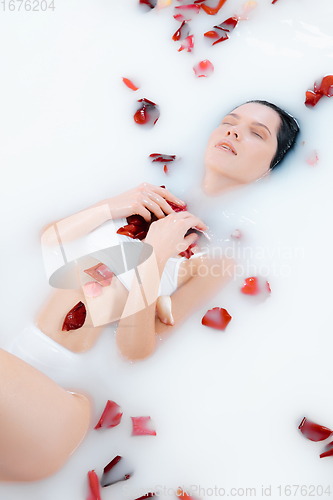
[{"xmin": 201, "ymin": 169, "xmax": 246, "ymax": 196}]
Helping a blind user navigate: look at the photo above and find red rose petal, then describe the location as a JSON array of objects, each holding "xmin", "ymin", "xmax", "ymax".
[
  {"xmin": 241, "ymin": 277, "xmax": 260, "ymax": 295},
  {"xmin": 215, "ymin": 16, "xmax": 238, "ymax": 32},
  {"xmin": 305, "ymin": 90, "xmax": 323, "ymax": 107},
  {"xmin": 149, "ymin": 153, "xmax": 177, "ymax": 163},
  {"xmin": 176, "ymin": 488, "xmax": 195, "ymax": 500},
  {"xmin": 122, "ymin": 77, "xmax": 139, "ymax": 91},
  {"xmin": 84, "ymin": 263, "xmax": 113, "ymax": 287},
  {"xmin": 94, "ymin": 400, "xmax": 123, "ymax": 429},
  {"xmin": 62, "ymin": 301, "xmax": 86, "ymax": 331},
  {"xmin": 164, "ymin": 165, "xmax": 168, "ymax": 174},
  {"xmin": 87, "ymin": 470, "xmax": 101, "ymax": 500},
  {"xmin": 320, "ymin": 447, "xmax": 333, "ymax": 459},
  {"xmin": 212, "ymin": 32, "xmax": 229, "ymax": 45},
  {"xmin": 139, "ymin": 0, "xmax": 157, "ymax": 9},
  {"xmin": 204, "ymin": 30, "xmax": 220, "ymax": 38},
  {"xmin": 101, "ymin": 455, "xmax": 133, "ymax": 487},
  {"xmin": 135, "ymin": 495, "xmax": 155, "ymax": 500},
  {"xmin": 193, "ymin": 59, "xmax": 214, "ymax": 77},
  {"xmin": 319, "ymin": 75, "xmax": 333, "ymax": 97},
  {"xmin": 172, "ymin": 20, "xmax": 190, "ymax": 41},
  {"xmin": 201, "ymin": 307, "xmax": 232, "ymax": 331},
  {"xmin": 298, "ymin": 417, "xmax": 333, "ymax": 442},
  {"xmin": 174, "ymin": 4, "xmax": 200, "ymax": 22},
  {"xmin": 131, "ymin": 416, "xmax": 157, "ymax": 436},
  {"xmin": 201, "ymin": 0, "xmax": 227, "ymax": 15},
  {"xmin": 178, "ymin": 35, "xmax": 194, "ymax": 52},
  {"xmin": 179, "ymin": 242, "xmax": 197, "ymax": 259},
  {"xmin": 134, "ymin": 98, "xmax": 160, "ymax": 126},
  {"xmin": 266, "ymin": 281, "xmax": 271, "ymax": 293}
]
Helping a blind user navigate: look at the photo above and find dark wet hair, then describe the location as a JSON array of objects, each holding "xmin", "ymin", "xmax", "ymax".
[{"xmin": 246, "ymin": 100, "xmax": 300, "ymax": 170}]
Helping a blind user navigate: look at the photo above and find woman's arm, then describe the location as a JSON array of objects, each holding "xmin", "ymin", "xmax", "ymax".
[
  {"xmin": 116, "ymin": 211, "xmax": 216, "ymax": 360},
  {"xmin": 41, "ymin": 183, "xmax": 185, "ymax": 246},
  {"xmin": 116, "ymin": 253, "xmax": 235, "ymax": 360}
]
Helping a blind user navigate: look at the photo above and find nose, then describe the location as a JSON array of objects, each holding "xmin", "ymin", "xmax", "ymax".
[{"xmin": 226, "ymin": 125, "xmax": 239, "ymax": 139}]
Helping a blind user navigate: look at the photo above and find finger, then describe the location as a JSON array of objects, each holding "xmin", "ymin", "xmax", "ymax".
[
  {"xmin": 171, "ymin": 212, "xmax": 208, "ymax": 231},
  {"xmin": 133, "ymin": 205, "xmax": 153, "ymax": 222},
  {"xmin": 150, "ymin": 185, "xmax": 186, "ymax": 207},
  {"xmin": 176, "ymin": 233, "xmax": 199, "ymax": 253},
  {"xmin": 146, "ymin": 192, "xmax": 175, "ymax": 216},
  {"xmin": 141, "ymin": 197, "xmax": 166, "ymax": 219}
]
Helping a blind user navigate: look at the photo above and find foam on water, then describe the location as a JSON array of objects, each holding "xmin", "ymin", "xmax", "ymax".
[{"xmin": 1, "ymin": 0, "xmax": 333, "ymax": 498}]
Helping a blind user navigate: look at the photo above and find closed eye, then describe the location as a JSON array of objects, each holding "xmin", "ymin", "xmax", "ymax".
[{"xmin": 252, "ymin": 131, "xmax": 263, "ymax": 139}]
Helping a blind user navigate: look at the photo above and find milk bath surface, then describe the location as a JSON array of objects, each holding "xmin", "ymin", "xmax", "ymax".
[{"xmin": 1, "ymin": 0, "xmax": 333, "ymax": 498}]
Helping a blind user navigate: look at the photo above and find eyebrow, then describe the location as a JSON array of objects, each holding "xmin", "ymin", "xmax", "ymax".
[{"xmin": 226, "ymin": 113, "xmax": 272, "ymax": 136}]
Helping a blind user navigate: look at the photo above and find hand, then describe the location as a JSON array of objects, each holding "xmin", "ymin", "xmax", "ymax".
[
  {"xmin": 144, "ymin": 211, "xmax": 208, "ymax": 265},
  {"xmin": 107, "ymin": 183, "xmax": 185, "ymax": 222}
]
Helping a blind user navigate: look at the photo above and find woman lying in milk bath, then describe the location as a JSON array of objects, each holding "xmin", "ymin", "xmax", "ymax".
[{"xmin": 37, "ymin": 100, "xmax": 299, "ymax": 360}]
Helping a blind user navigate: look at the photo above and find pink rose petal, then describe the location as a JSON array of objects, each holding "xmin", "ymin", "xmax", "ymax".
[
  {"xmin": 95, "ymin": 400, "xmax": 123, "ymax": 429},
  {"xmin": 193, "ymin": 60, "xmax": 214, "ymax": 77},
  {"xmin": 131, "ymin": 416, "xmax": 157, "ymax": 436}
]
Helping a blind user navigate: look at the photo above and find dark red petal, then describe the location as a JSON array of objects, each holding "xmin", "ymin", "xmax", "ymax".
[
  {"xmin": 241, "ymin": 277, "xmax": 260, "ymax": 295},
  {"xmin": 84, "ymin": 263, "xmax": 113, "ymax": 287},
  {"xmin": 215, "ymin": 16, "xmax": 238, "ymax": 32},
  {"xmin": 122, "ymin": 77, "xmax": 139, "ymax": 91},
  {"xmin": 167, "ymin": 200, "xmax": 187, "ymax": 212},
  {"xmin": 127, "ymin": 214, "xmax": 147, "ymax": 226},
  {"xmin": 149, "ymin": 153, "xmax": 177, "ymax": 162},
  {"xmin": 131, "ymin": 416, "xmax": 157, "ymax": 436},
  {"xmin": 204, "ymin": 30, "xmax": 220, "ymax": 38},
  {"xmin": 116, "ymin": 229, "xmax": 136, "ymax": 238},
  {"xmin": 179, "ymin": 242, "xmax": 196, "ymax": 259},
  {"xmin": 100, "ymin": 455, "xmax": 133, "ymax": 487},
  {"xmin": 201, "ymin": 0, "xmax": 227, "ymax": 15},
  {"xmin": 305, "ymin": 90, "xmax": 323, "ymax": 107},
  {"xmin": 212, "ymin": 32, "xmax": 229, "ymax": 45},
  {"xmin": 298, "ymin": 417, "xmax": 333, "ymax": 442},
  {"xmin": 94, "ymin": 400, "xmax": 123, "ymax": 429},
  {"xmin": 134, "ymin": 99, "xmax": 160, "ymax": 126},
  {"xmin": 135, "ymin": 495, "xmax": 155, "ymax": 500},
  {"xmin": 320, "ymin": 447, "xmax": 333, "ymax": 459},
  {"xmin": 104, "ymin": 455, "xmax": 121, "ymax": 474},
  {"xmin": 138, "ymin": 97, "xmax": 157, "ymax": 106},
  {"xmin": 87, "ymin": 470, "xmax": 101, "ymax": 500},
  {"xmin": 319, "ymin": 75, "xmax": 333, "ymax": 97},
  {"xmin": 139, "ymin": 0, "xmax": 157, "ymax": 9},
  {"xmin": 272, "ymin": 0, "xmax": 278, "ymax": 3},
  {"xmin": 172, "ymin": 20, "xmax": 190, "ymax": 41},
  {"xmin": 202, "ymin": 307, "xmax": 232, "ymax": 330},
  {"xmin": 62, "ymin": 301, "xmax": 86, "ymax": 331}
]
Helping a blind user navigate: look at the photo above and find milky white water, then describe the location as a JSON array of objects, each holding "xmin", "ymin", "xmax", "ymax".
[{"xmin": 1, "ymin": 0, "xmax": 333, "ymax": 498}]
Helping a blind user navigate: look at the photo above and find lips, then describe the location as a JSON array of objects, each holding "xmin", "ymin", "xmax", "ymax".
[{"xmin": 215, "ymin": 140, "xmax": 237, "ymax": 155}]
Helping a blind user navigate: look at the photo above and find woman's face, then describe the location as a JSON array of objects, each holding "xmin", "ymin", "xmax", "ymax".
[{"xmin": 203, "ymin": 102, "xmax": 281, "ymax": 185}]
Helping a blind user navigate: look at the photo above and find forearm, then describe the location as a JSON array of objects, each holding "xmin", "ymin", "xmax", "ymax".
[
  {"xmin": 116, "ymin": 250, "xmax": 166, "ymax": 360},
  {"xmin": 155, "ymin": 256, "xmax": 235, "ymax": 335},
  {"xmin": 41, "ymin": 201, "xmax": 113, "ymax": 246}
]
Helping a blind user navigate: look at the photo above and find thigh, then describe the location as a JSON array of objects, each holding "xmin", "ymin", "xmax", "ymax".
[{"xmin": 0, "ymin": 349, "xmax": 91, "ymax": 482}]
